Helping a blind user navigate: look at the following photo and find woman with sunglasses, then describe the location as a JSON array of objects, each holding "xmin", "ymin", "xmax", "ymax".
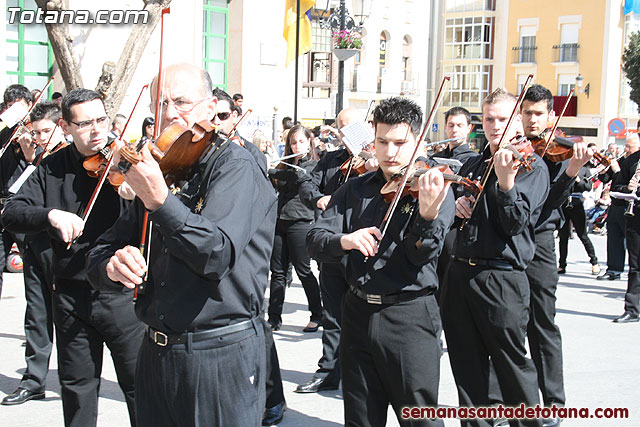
[{"xmin": 267, "ymin": 124, "xmax": 323, "ymax": 332}]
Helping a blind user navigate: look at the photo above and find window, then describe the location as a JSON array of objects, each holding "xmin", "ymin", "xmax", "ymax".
[
  {"xmin": 5, "ymin": 0, "xmax": 53, "ymax": 91},
  {"xmin": 517, "ymin": 74, "xmax": 529, "ymax": 94},
  {"xmin": 557, "ymin": 74, "xmax": 575, "ymax": 97},
  {"xmin": 443, "ymin": 64, "xmax": 492, "ymax": 108},
  {"xmin": 444, "ymin": 0, "xmax": 495, "ymax": 13},
  {"xmin": 203, "ymin": 0, "xmax": 229, "ymax": 90},
  {"xmin": 304, "ymin": 19, "xmax": 332, "ymax": 98},
  {"xmin": 402, "ymin": 35, "xmax": 412, "ymax": 81},
  {"xmin": 518, "ymin": 26, "xmax": 536, "ymax": 63},
  {"xmin": 444, "ymin": 17, "xmax": 493, "ymax": 60},
  {"xmin": 558, "ymin": 23, "xmax": 579, "ymax": 62}
]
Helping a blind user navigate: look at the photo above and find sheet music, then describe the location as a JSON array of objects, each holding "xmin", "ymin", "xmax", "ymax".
[
  {"xmin": 0, "ymin": 102, "xmax": 29, "ymax": 128},
  {"xmin": 341, "ymin": 122, "xmax": 374, "ymax": 156},
  {"xmin": 8, "ymin": 165, "xmax": 36, "ymax": 194}
]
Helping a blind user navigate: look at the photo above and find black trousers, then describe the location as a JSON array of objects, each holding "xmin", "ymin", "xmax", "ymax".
[
  {"xmin": 19, "ymin": 234, "xmax": 54, "ymax": 393},
  {"xmin": 526, "ymin": 231, "xmax": 565, "ymax": 406},
  {"xmin": 606, "ymin": 204, "xmax": 627, "ymax": 273},
  {"xmin": 136, "ymin": 318, "xmax": 266, "ymax": 427},
  {"xmin": 442, "ymin": 263, "xmax": 541, "ymax": 427},
  {"xmin": 341, "ymin": 291, "xmax": 444, "ymax": 427},
  {"xmin": 623, "ymin": 220, "xmax": 640, "ymax": 315},
  {"xmin": 52, "ymin": 286, "xmax": 144, "ymax": 427},
  {"xmin": 558, "ymin": 199, "xmax": 598, "ymax": 268},
  {"xmin": 315, "ymin": 261, "xmax": 348, "ymax": 384},
  {"xmin": 268, "ymin": 219, "xmax": 322, "ymax": 323},
  {"xmin": 263, "ymin": 318, "xmax": 285, "ymax": 408}
]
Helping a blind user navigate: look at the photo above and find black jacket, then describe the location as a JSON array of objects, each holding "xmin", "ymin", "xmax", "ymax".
[
  {"xmin": 269, "ymin": 157, "xmax": 317, "ymax": 221},
  {"xmin": 431, "ymin": 143, "xmax": 480, "ymax": 173},
  {"xmin": 298, "ymin": 148, "xmax": 350, "ymax": 209}
]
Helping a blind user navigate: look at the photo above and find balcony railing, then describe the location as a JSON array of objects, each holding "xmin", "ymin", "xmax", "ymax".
[
  {"xmin": 552, "ymin": 43, "xmax": 579, "ymax": 62},
  {"xmin": 511, "ymin": 46, "xmax": 537, "ymax": 63}
]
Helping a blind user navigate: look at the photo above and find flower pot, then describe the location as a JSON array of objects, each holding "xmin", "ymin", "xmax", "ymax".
[{"xmin": 333, "ymin": 48, "xmax": 359, "ymax": 61}]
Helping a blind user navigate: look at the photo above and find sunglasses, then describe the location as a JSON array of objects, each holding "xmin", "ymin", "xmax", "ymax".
[{"xmin": 216, "ymin": 111, "xmax": 232, "ymax": 121}]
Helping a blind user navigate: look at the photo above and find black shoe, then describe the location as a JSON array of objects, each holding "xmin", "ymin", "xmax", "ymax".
[
  {"xmin": 262, "ymin": 401, "xmax": 286, "ymax": 426},
  {"xmin": 613, "ymin": 312, "xmax": 639, "ymax": 323},
  {"xmin": 294, "ymin": 375, "xmax": 339, "ymax": 393},
  {"xmin": 557, "ymin": 267, "xmax": 566, "ymax": 275},
  {"xmin": 1, "ymin": 388, "xmax": 45, "ymax": 405},
  {"xmin": 268, "ymin": 318, "xmax": 282, "ymax": 331},
  {"xmin": 543, "ymin": 417, "xmax": 561, "ymax": 427},
  {"xmin": 302, "ymin": 320, "xmax": 321, "ymax": 333},
  {"xmin": 597, "ymin": 271, "xmax": 620, "ymax": 281}
]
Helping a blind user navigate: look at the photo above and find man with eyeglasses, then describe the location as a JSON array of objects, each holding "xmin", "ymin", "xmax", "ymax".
[
  {"xmin": 2, "ymin": 88, "xmax": 145, "ymax": 427},
  {"xmin": 86, "ymin": 63, "xmax": 277, "ymax": 427}
]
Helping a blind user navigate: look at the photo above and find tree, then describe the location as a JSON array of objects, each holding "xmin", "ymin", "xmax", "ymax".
[
  {"xmin": 35, "ymin": 0, "xmax": 172, "ymax": 117},
  {"xmin": 622, "ymin": 30, "xmax": 640, "ymax": 111}
]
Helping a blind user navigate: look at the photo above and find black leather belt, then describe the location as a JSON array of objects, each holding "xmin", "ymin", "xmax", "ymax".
[
  {"xmin": 147, "ymin": 319, "xmax": 254, "ymax": 347},
  {"xmin": 454, "ymin": 257, "xmax": 515, "ymax": 271},
  {"xmin": 349, "ymin": 285, "xmax": 433, "ymax": 305}
]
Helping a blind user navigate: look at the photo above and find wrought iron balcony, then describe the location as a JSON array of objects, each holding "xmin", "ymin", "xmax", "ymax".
[
  {"xmin": 511, "ymin": 46, "xmax": 537, "ymax": 64},
  {"xmin": 552, "ymin": 43, "xmax": 579, "ymax": 62}
]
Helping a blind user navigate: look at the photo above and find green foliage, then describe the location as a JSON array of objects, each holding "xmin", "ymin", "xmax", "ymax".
[{"xmin": 622, "ymin": 31, "xmax": 640, "ymax": 110}]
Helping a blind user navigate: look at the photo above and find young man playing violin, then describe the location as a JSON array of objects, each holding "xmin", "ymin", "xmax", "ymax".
[
  {"xmin": 307, "ymin": 97, "xmax": 454, "ymax": 426},
  {"xmin": 86, "ymin": 63, "xmax": 277, "ymax": 427},
  {"xmin": 2, "ymin": 102, "xmax": 63, "ymax": 407},
  {"xmin": 2, "ymin": 89, "xmax": 145, "ymax": 427},
  {"xmin": 514, "ymin": 85, "xmax": 594, "ymax": 426},
  {"xmin": 441, "ymin": 88, "xmax": 549, "ymax": 427}
]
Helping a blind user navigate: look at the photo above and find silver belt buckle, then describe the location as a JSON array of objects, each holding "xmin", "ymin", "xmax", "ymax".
[
  {"xmin": 153, "ymin": 330, "xmax": 168, "ymax": 346},
  {"xmin": 366, "ymin": 294, "xmax": 383, "ymax": 305},
  {"xmin": 467, "ymin": 258, "xmax": 477, "ymax": 266}
]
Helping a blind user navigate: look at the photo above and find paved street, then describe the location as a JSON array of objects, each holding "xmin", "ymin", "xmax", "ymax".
[{"xmin": 0, "ymin": 233, "xmax": 638, "ymax": 426}]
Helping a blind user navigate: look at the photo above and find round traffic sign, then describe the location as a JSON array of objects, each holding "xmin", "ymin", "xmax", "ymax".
[{"xmin": 608, "ymin": 118, "xmax": 626, "ymax": 136}]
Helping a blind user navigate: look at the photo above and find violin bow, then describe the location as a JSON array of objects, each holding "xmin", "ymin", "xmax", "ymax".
[
  {"xmin": 137, "ymin": 6, "xmax": 170, "ymax": 293},
  {"xmin": 459, "ymin": 74, "xmax": 534, "ymax": 231},
  {"xmin": 66, "ymin": 84, "xmax": 149, "ymax": 250},
  {"xmin": 539, "ymin": 88, "xmax": 575, "ymax": 158},
  {"xmin": 33, "ymin": 122, "xmax": 61, "ymax": 167},
  {"xmin": 0, "ymin": 77, "xmax": 54, "ymax": 158},
  {"xmin": 377, "ymin": 76, "xmax": 450, "ymax": 242}
]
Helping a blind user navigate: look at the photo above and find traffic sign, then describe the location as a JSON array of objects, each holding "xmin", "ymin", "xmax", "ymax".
[
  {"xmin": 608, "ymin": 118, "xmax": 626, "ymax": 136},
  {"xmin": 432, "ymin": 123, "xmax": 439, "ymax": 133}
]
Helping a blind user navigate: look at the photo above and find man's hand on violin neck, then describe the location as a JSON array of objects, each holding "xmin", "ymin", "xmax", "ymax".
[
  {"xmin": 418, "ymin": 169, "xmax": 449, "ymax": 221},
  {"xmin": 566, "ymin": 142, "xmax": 593, "ymax": 178},
  {"xmin": 48, "ymin": 209, "xmax": 84, "ymax": 244},
  {"xmin": 494, "ymin": 148, "xmax": 517, "ymax": 192},
  {"xmin": 455, "ymin": 195, "xmax": 474, "ymax": 219},
  {"xmin": 106, "ymin": 245, "xmax": 147, "ymax": 289},
  {"xmin": 340, "ymin": 227, "xmax": 382, "ymax": 257},
  {"xmin": 116, "ymin": 145, "xmax": 168, "ymax": 211},
  {"xmin": 17, "ymin": 132, "xmax": 37, "ymax": 163}
]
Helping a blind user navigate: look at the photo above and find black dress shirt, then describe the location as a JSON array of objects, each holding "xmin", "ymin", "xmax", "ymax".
[
  {"xmin": 86, "ymin": 139, "xmax": 278, "ymax": 333},
  {"xmin": 268, "ymin": 157, "xmax": 317, "ymax": 221},
  {"xmin": 307, "ymin": 168, "xmax": 455, "ymax": 295},
  {"xmin": 2, "ymin": 144, "xmax": 122, "ymax": 287},
  {"xmin": 453, "ymin": 146, "xmax": 549, "ymax": 269},
  {"xmin": 298, "ymin": 148, "xmax": 350, "ymax": 209}
]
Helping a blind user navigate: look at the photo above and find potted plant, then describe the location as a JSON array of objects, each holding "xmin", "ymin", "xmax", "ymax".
[{"xmin": 332, "ymin": 29, "xmax": 362, "ymax": 61}]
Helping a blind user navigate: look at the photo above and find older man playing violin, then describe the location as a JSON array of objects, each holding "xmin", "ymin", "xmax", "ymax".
[{"xmin": 86, "ymin": 63, "xmax": 278, "ymax": 427}]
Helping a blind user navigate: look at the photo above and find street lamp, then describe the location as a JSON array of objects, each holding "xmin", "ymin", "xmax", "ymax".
[{"xmin": 576, "ymin": 74, "xmax": 590, "ymax": 98}]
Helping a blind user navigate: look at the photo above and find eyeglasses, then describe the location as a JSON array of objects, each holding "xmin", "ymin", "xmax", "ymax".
[
  {"xmin": 69, "ymin": 116, "xmax": 109, "ymax": 130},
  {"xmin": 216, "ymin": 111, "xmax": 231, "ymax": 121},
  {"xmin": 151, "ymin": 97, "xmax": 210, "ymax": 114}
]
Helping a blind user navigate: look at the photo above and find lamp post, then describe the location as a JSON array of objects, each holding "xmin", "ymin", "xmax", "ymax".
[{"xmin": 321, "ymin": 0, "xmax": 358, "ymax": 117}]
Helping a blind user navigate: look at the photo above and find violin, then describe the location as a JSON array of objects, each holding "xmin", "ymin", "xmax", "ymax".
[
  {"xmin": 118, "ymin": 120, "xmax": 221, "ymax": 185},
  {"xmin": 531, "ymin": 128, "xmax": 610, "ymax": 166},
  {"xmin": 340, "ymin": 149, "xmax": 375, "ymax": 177},
  {"xmin": 82, "ymin": 140, "xmax": 125, "ymax": 187},
  {"xmin": 380, "ymin": 160, "xmax": 482, "ymax": 202},
  {"xmin": 504, "ymin": 135, "xmax": 536, "ymax": 171}
]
